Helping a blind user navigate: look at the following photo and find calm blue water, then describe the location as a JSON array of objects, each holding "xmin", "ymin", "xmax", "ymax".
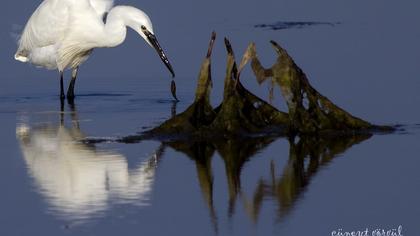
[{"xmin": 1, "ymin": 0, "xmax": 420, "ymax": 235}]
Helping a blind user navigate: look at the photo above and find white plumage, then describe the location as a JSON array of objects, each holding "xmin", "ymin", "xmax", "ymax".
[
  {"xmin": 16, "ymin": 0, "xmax": 113, "ymax": 70},
  {"xmin": 15, "ymin": 0, "xmax": 174, "ymax": 99}
]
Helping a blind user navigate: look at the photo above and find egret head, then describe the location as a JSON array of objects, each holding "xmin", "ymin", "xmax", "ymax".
[{"xmin": 126, "ymin": 9, "xmax": 175, "ymax": 78}]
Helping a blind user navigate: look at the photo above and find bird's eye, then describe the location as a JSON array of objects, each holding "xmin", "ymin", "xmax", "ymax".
[{"xmin": 141, "ymin": 25, "xmax": 147, "ymax": 30}]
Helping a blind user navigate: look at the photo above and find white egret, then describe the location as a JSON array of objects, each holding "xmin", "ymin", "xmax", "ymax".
[{"xmin": 15, "ymin": 0, "xmax": 175, "ymax": 101}]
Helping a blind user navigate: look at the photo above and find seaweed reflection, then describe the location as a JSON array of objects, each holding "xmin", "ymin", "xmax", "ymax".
[
  {"xmin": 16, "ymin": 103, "xmax": 163, "ymax": 223},
  {"xmin": 164, "ymin": 133, "xmax": 371, "ymax": 228}
]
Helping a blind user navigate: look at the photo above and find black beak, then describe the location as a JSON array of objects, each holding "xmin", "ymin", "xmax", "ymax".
[{"xmin": 142, "ymin": 27, "xmax": 175, "ymax": 78}]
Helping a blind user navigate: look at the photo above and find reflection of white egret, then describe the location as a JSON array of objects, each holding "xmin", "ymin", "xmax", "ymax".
[{"xmin": 17, "ymin": 122, "xmax": 161, "ymax": 222}]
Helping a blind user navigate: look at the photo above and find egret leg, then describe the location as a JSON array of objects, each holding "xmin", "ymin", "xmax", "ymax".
[
  {"xmin": 67, "ymin": 67, "xmax": 79, "ymax": 101},
  {"xmin": 60, "ymin": 98, "xmax": 65, "ymax": 126},
  {"xmin": 60, "ymin": 71, "xmax": 65, "ymax": 100}
]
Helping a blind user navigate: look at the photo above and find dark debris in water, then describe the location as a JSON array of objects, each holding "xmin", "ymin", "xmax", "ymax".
[{"xmin": 255, "ymin": 21, "xmax": 340, "ymax": 31}]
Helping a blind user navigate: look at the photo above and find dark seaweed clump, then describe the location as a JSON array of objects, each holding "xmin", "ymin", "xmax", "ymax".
[{"xmin": 117, "ymin": 32, "xmax": 393, "ymax": 143}]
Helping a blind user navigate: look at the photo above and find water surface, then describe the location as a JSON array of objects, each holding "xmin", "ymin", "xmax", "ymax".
[{"xmin": 1, "ymin": 0, "xmax": 420, "ymax": 235}]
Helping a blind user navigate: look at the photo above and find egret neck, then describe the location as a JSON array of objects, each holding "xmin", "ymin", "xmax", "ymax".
[{"xmin": 101, "ymin": 6, "xmax": 175, "ymax": 77}]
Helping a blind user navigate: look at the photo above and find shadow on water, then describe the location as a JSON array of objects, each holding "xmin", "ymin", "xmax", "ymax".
[
  {"xmin": 16, "ymin": 101, "xmax": 372, "ymax": 230},
  {"xmin": 16, "ymin": 101, "xmax": 164, "ymax": 224}
]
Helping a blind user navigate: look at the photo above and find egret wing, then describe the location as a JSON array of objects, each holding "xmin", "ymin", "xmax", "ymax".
[{"xmin": 15, "ymin": 0, "xmax": 71, "ymax": 60}]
